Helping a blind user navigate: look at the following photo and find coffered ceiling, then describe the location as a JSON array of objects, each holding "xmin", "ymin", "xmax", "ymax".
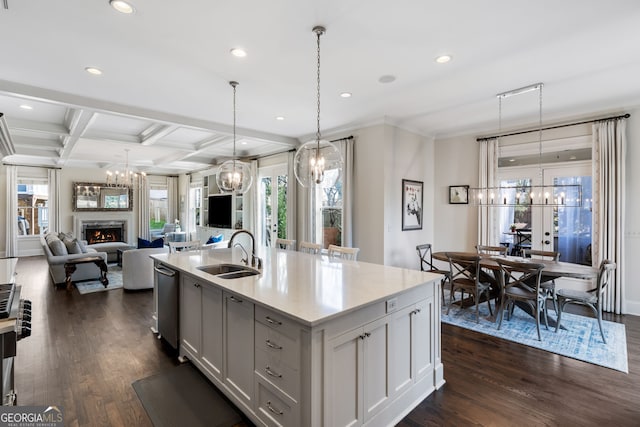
[{"xmin": 1, "ymin": 0, "xmax": 640, "ymax": 174}]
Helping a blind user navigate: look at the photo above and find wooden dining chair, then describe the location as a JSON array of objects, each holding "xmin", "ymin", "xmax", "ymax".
[
  {"xmin": 168, "ymin": 240, "xmax": 201, "ymax": 253},
  {"xmin": 446, "ymin": 252, "xmax": 494, "ymax": 323},
  {"xmin": 495, "ymin": 258, "xmax": 547, "ymax": 341},
  {"xmin": 416, "ymin": 244, "xmax": 451, "ymax": 305},
  {"xmin": 299, "ymin": 241, "xmax": 322, "ymax": 254},
  {"xmin": 328, "ymin": 244, "xmax": 360, "ymax": 261},
  {"xmin": 521, "ymin": 249, "xmax": 561, "ymax": 316},
  {"xmin": 275, "ymin": 238, "xmax": 296, "ymax": 250},
  {"xmin": 476, "ymin": 245, "xmax": 508, "ymax": 256},
  {"xmin": 555, "ymin": 260, "xmax": 616, "ymax": 343}
]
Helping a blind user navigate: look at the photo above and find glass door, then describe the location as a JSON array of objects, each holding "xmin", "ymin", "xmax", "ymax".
[
  {"xmin": 257, "ymin": 165, "xmax": 289, "ymax": 247},
  {"xmin": 498, "ymin": 162, "xmax": 591, "ymax": 265}
]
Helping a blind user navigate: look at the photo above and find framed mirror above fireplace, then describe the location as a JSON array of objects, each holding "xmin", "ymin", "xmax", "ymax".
[{"xmin": 72, "ymin": 182, "xmax": 133, "ymax": 212}]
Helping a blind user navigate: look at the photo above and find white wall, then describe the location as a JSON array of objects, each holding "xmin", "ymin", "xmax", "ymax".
[{"xmin": 624, "ymin": 108, "xmax": 640, "ymax": 314}]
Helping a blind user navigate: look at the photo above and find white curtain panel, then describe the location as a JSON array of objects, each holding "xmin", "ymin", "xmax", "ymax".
[
  {"xmin": 5, "ymin": 165, "xmax": 18, "ymax": 257},
  {"xmin": 137, "ymin": 178, "xmax": 151, "ymax": 240},
  {"xmin": 592, "ymin": 118, "xmax": 626, "ymax": 314},
  {"xmin": 477, "ymin": 138, "xmax": 499, "ymax": 246},
  {"xmin": 341, "ymin": 137, "xmax": 354, "ymax": 247},
  {"xmin": 243, "ymin": 160, "xmax": 258, "ymax": 233},
  {"xmin": 47, "ymin": 168, "xmax": 61, "ymax": 233},
  {"xmin": 286, "ymin": 151, "xmax": 297, "ymax": 243},
  {"xmin": 167, "ymin": 176, "xmax": 178, "ymax": 225}
]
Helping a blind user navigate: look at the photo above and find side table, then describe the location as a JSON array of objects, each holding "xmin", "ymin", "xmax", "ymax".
[{"xmin": 64, "ymin": 256, "xmax": 109, "ymax": 291}]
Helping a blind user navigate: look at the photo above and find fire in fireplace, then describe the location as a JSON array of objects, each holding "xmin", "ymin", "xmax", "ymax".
[
  {"xmin": 85, "ymin": 227, "xmax": 122, "ymax": 244},
  {"xmin": 80, "ymin": 220, "xmax": 126, "ymax": 244}
]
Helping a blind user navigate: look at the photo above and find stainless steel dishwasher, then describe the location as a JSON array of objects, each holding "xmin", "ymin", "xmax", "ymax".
[{"xmin": 154, "ymin": 263, "xmax": 179, "ymax": 349}]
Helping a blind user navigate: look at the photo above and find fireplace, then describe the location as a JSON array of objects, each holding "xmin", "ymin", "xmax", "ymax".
[{"xmin": 81, "ymin": 220, "xmax": 126, "ymax": 244}]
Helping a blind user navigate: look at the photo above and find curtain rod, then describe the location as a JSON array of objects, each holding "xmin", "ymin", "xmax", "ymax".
[
  {"xmin": 329, "ymin": 135, "xmax": 354, "ymax": 143},
  {"xmin": 476, "ymin": 113, "xmax": 630, "ymax": 142},
  {"xmin": 248, "ymin": 135, "xmax": 354, "ymax": 160},
  {"xmin": 1, "ymin": 162, "xmax": 61, "ymax": 170}
]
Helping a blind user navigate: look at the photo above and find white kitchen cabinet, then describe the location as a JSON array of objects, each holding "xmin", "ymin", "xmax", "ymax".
[
  {"xmin": 201, "ymin": 285, "xmax": 223, "ymax": 381},
  {"xmin": 412, "ymin": 298, "xmax": 434, "ymax": 382},
  {"xmin": 179, "ymin": 275, "xmax": 201, "ymax": 359},
  {"xmin": 327, "ymin": 315, "xmax": 391, "ymax": 426},
  {"xmin": 224, "ymin": 291, "xmax": 255, "ymax": 408}
]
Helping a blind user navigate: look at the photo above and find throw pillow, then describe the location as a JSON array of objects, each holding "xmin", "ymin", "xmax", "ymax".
[
  {"xmin": 206, "ymin": 234, "xmax": 224, "ymax": 244},
  {"xmin": 137, "ymin": 237, "xmax": 152, "ymax": 249},
  {"xmin": 58, "ymin": 231, "xmax": 74, "ymax": 241},
  {"xmin": 64, "ymin": 238, "xmax": 82, "ymax": 254},
  {"xmin": 76, "ymin": 239, "xmax": 88, "ymax": 253},
  {"xmin": 49, "ymin": 239, "xmax": 68, "ymax": 256},
  {"xmin": 138, "ymin": 237, "xmax": 164, "ymax": 249}
]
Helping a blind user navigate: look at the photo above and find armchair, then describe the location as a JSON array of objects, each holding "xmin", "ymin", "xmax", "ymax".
[
  {"xmin": 150, "ymin": 223, "xmax": 175, "ymax": 241},
  {"xmin": 122, "ymin": 246, "xmax": 170, "ymax": 290}
]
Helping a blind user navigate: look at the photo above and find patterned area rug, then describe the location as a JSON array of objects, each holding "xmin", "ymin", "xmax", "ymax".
[
  {"xmin": 75, "ymin": 265, "xmax": 123, "ymax": 294},
  {"xmin": 442, "ymin": 300, "xmax": 628, "ymax": 373}
]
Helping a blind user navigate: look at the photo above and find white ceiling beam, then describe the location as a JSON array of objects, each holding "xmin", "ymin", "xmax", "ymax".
[
  {"xmin": 82, "ymin": 130, "xmax": 141, "ymax": 144},
  {"xmin": 6, "ymin": 117, "xmax": 68, "ymax": 136},
  {"xmin": 140, "ymin": 124, "xmax": 178, "ymax": 146},
  {"xmin": 58, "ymin": 109, "xmax": 97, "ymax": 165},
  {"xmin": 10, "ymin": 135, "xmax": 62, "ymax": 149}
]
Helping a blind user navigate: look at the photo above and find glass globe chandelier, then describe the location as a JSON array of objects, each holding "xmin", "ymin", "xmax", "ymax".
[
  {"xmin": 216, "ymin": 81, "xmax": 253, "ymax": 194},
  {"xmin": 294, "ymin": 25, "xmax": 343, "ymax": 188}
]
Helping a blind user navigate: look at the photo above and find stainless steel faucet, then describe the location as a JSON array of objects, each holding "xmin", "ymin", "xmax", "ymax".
[{"xmin": 228, "ymin": 229, "xmax": 262, "ymax": 269}]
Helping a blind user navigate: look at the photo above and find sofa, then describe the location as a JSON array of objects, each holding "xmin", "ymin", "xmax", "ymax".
[
  {"xmin": 41, "ymin": 232, "xmax": 108, "ymax": 285},
  {"xmin": 122, "ymin": 246, "xmax": 170, "ymax": 290}
]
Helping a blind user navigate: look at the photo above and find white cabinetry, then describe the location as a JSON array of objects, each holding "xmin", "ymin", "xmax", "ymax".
[
  {"xmin": 201, "ymin": 285, "xmax": 223, "ymax": 380},
  {"xmin": 223, "ymin": 291, "xmax": 254, "ymax": 407},
  {"xmin": 179, "ymin": 275, "xmax": 202, "ymax": 359},
  {"xmin": 326, "ymin": 296, "xmax": 433, "ymax": 427}
]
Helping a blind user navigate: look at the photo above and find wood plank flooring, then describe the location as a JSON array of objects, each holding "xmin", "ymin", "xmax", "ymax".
[{"xmin": 13, "ymin": 256, "xmax": 640, "ymax": 426}]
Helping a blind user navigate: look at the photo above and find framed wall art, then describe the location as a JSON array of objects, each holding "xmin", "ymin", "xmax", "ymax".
[
  {"xmin": 402, "ymin": 179, "xmax": 423, "ymax": 231},
  {"xmin": 449, "ymin": 185, "xmax": 469, "ymax": 204}
]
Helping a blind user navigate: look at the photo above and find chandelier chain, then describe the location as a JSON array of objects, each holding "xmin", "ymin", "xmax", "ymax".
[
  {"xmin": 538, "ymin": 83, "xmax": 543, "ymax": 177},
  {"xmin": 316, "ymin": 28, "xmax": 322, "ymax": 147}
]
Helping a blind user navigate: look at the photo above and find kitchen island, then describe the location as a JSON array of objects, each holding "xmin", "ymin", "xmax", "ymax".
[{"xmin": 152, "ymin": 247, "xmax": 445, "ymax": 427}]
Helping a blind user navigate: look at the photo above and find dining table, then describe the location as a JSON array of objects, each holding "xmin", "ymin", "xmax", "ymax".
[{"xmin": 432, "ymin": 251, "xmax": 598, "ymax": 326}]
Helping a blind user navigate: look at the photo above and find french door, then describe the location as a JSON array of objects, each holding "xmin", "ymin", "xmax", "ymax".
[
  {"xmin": 498, "ymin": 161, "xmax": 592, "ymax": 265},
  {"xmin": 257, "ymin": 165, "xmax": 289, "ymax": 247}
]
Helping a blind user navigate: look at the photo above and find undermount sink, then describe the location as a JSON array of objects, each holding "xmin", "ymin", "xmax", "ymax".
[{"xmin": 196, "ymin": 263, "xmax": 260, "ymax": 279}]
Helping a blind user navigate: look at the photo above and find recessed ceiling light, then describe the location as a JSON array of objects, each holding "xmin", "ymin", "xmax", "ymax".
[
  {"xmin": 230, "ymin": 48, "xmax": 247, "ymax": 57},
  {"xmin": 110, "ymin": 0, "xmax": 135, "ymax": 14},
  {"xmin": 19, "ymin": 105, "xmax": 33, "ymax": 110},
  {"xmin": 109, "ymin": 0, "xmax": 135, "ymax": 14},
  {"xmin": 509, "ymin": 158, "xmax": 516, "ymax": 162},
  {"xmin": 275, "ymin": 116, "xmax": 285, "ymax": 121},
  {"xmin": 435, "ymin": 54, "xmax": 452, "ymax": 64},
  {"xmin": 241, "ymin": 141, "xmax": 248, "ymax": 145},
  {"xmin": 378, "ymin": 75, "xmax": 396, "ymax": 84},
  {"xmin": 340, "ymin": 92, "xmax": 352, "ymax": 98},
  {"xmin": 85, "ymin": 67, "xmax": 103, "ymax": 75}
]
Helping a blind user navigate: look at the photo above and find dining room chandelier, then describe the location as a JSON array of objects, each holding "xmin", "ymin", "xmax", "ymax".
[
  {"xmin": 293, "ymin": 25, "xmax": 343, "ymax": 188},
  {"xmin": 216, "ymin": 81, "xmax": 253, "ymax": 194},
  {"xmin": 469, "ymin": 83, "xmax": 582, "ymax": 207},
  {"xmin": 105, "ymin": 148, "xmax": 146, "ymax": 189}
]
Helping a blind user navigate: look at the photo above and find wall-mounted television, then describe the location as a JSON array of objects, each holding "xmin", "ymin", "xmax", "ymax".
[{"xmin": 208, "ymin": 194, "xmax": 233, "ymax": 229}]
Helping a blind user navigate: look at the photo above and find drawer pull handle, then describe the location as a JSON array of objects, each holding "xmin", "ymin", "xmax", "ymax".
[
  {"xmin": 266, "ymin": 340, "xmax": 282, "ymax": 350},
  {"xmin": 266, "ymin": 401, "xmax": 284, "ymax": 415},
  {"xmin": 265, "ymin": 316, "xmax": 282, "ymax": 326},
  {"xmin": 265, "ymin": 366, "xmax": 282, "ymax": 378},
  {"xmin": 229, "ymin": 296, "xmax": 243, "ymax": 303}
]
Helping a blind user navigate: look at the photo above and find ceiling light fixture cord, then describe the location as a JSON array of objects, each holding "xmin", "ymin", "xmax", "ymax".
[
  {"xmin": 539, "ymin": 83, "xmax": 543, "ymax": 178},
  {"xmin": 315, "ymin": 26, "xmax": 323, "ymax": 155},
  {"xmin": 232, "ymin": 81, "xmax": 237, "ymax": 159},
  {"xmin": 3, "ymin": 1, "xmax": 8, "ymax": 10}
]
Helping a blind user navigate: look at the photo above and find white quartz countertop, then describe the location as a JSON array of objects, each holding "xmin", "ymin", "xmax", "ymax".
[{"xmin": 151, "ymin": 247, "xmax": 442, "ymax": 326}]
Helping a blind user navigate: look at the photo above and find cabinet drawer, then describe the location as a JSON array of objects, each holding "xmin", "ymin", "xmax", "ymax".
[
  {"xmin": 255, "ymin": 322, "xmax": 299, "ymax": 370},
  {"xmin": 255, "ymin": 348, "xmax": 300, "ymax": 401},
  {"xmin": 255, "ymin": 306, "xmax": 299, "ymax": 340},
  {"xmin": 255, "ymin": 379, "xmax": 298, "ymax": 427}
]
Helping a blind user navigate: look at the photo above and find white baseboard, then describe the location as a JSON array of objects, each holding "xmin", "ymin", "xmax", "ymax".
[{"xmin": 624, "ymin": 300, "xmax": 640, "ymax": 316}]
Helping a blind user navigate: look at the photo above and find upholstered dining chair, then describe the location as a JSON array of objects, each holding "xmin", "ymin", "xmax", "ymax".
[
  {"xmin": 446, "ymin": 252, "xmax": 494, "ymax": 323},
  {"xmin": 476, "ymin": 245, "xmax": 508, "ymax": 256},
  {"xmin": 416, "ymin": 243, "xmax": 451, "ymax": 305},
  {"xmin": 521, "ymin": 249, "xmax": 561, "ymax": 316},
  {"xmin": 555, "ymin": 260, "xmax": 616, "ymax": 343},
  {"xmin": 299, "ymin": 241, "xmax": 322, "ymax": 254},
  {"xmin": 495, "ymin": 258, "xmax": 547, "ymax": 341},
  {"xmin": 168, "ymin": 240, "xmax": 201, "ymax": 253},
  {"xmin": 328, "ymin": 244, "xmax": 360, "ymax": 260},
  {"xmin": 275, "ymin": 238, "xmax": 296, "ymax": 250}
]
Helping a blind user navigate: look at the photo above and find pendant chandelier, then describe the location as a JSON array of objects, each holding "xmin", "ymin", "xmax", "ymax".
[
  {"xmin": 216, "ymin": 81, "xmax": 253, "ymax": 194},
  {"xmin": 293, "ymin": 25, "xmax": 343, "ymax": 188},
  {"xmin": 105, "ymin": 149, "xmax": 146, "ymax": 189},
  {"xmin": 469, "ymin": 83, "xmax": 582, "ymax": 207}
]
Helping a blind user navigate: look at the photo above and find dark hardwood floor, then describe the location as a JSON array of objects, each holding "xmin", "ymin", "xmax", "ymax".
[{"xmin": 13, "ymin": 256, "xmax": 640, "ymax": 426}]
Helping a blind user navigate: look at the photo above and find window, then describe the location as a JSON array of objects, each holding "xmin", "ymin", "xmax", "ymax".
[
  {"xmin": 149, "ymin": 187, "xmax": 168, "ymax": 232},
  {"xmin": 17, "ymin": 179, "xmax": 49, "ymax": 236},
  {"xmin": 313, "ymin": 169, "xmax": 343, "ymax": 248}
]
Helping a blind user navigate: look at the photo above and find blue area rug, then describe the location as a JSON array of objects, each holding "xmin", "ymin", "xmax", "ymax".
[
  {"xmin": 442, "ymin": 300, "xmax": 628, "ymax": 373},
  {"xmin": 75, "ymin": 265, "xmax": 123, "ymax": 294}
]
